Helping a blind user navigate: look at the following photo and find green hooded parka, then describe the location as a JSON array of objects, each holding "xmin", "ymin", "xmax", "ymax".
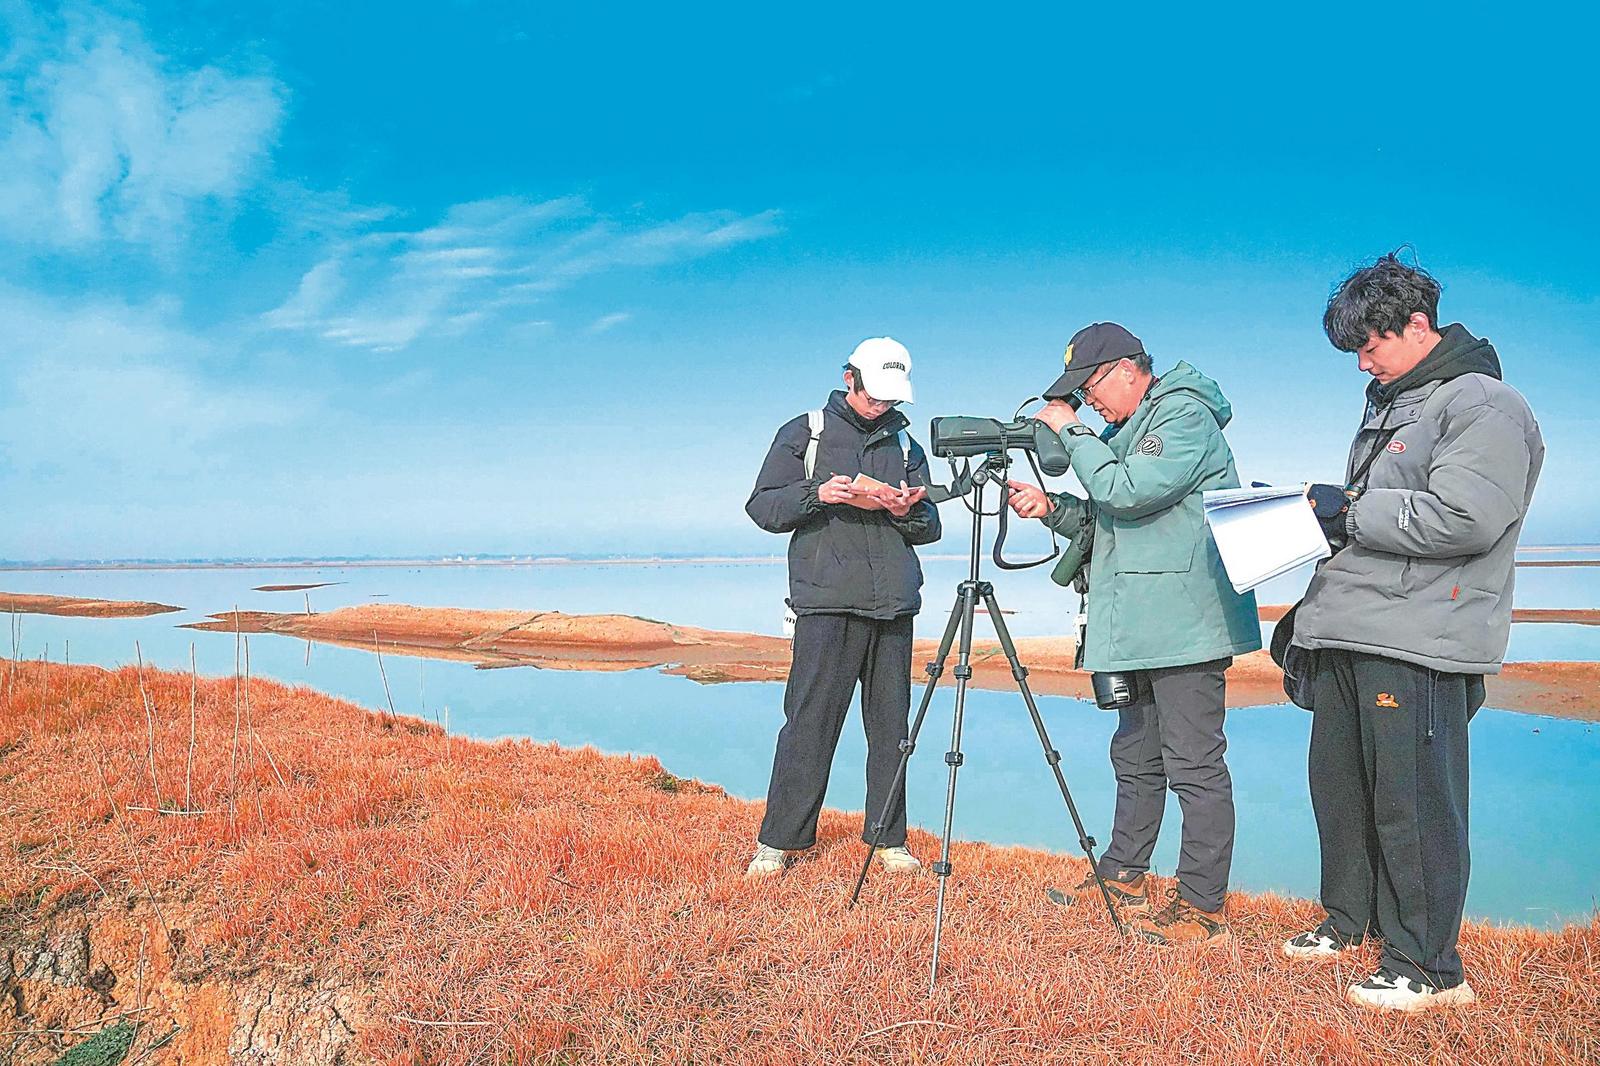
[{"xmin": 1042, "ymin": 361, "xmax": 1261, "ymax": 672}]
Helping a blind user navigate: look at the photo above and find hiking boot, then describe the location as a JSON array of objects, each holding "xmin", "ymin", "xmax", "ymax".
[
  {"xmin": 1045, "ymin": 869, "xmax": 1150, "ymax": 913},
  {"xmin": 1346, "ymin": 967, "xmax": 1478, "ymax": 1013},
  {"xmin": 744, "ymin": 843, "xmax": 788, "ymax": 878},
  {"xmin": 1283, "ymin": 919, "xmax": 1369, "ymax": 960},
  {"xmin": 874, "ymin": 845, "xmax": 922, "ymax": 873},
  {"xmin": 1133, "ymin": 889, "xmax": 1229, "ymax": 947}
]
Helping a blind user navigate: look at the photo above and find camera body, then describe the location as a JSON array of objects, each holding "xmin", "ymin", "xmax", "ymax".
[{"xmin": 929, "ymin": 415, "xmax": 1072, "ymax": 476}]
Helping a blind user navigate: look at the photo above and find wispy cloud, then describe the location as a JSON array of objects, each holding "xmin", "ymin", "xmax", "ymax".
[
  {"xmin": 0, "ymin": 5, "xmax": 284, "ymax": 250},
  {"xmin": 586, "ymin": 312, "xmax": 632, "ymax": 334},
  {"xmin": 263, "ymin": 199, "xmax": 782, "ymax": 352}
]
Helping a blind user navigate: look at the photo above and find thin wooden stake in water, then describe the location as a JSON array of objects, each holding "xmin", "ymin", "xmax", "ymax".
[
  {"xmin": 374, "ymin": 630, "xmax": 397, "ymax": 723},
  {"xmin": 305, "ymin": 592, "xmax": 312, "ymax": 616},
  {"xmin": 7, "ymin": 609, "xmax": 16, "ymax": 704}
]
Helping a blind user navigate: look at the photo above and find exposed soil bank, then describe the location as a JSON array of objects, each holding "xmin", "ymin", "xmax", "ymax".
[
  {"xmin": 0, "ymin": 592, "xmax": 181, "ymax": 618},
  {"xmin": 2, "ymin": 661, "xmax": 1596, "ymax": 1064},
  {"xmin": 251, "ymin": 582, "xmax": 343, "ymax": 592},
  {"xmin": 184, "ymin": 604, "xmax": 1600, "ymax": 721}
]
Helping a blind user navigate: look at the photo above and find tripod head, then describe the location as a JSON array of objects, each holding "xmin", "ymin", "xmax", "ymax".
[{"xmin": 929, "ymin": 449, "xmax": 1059, "ymax": 572}]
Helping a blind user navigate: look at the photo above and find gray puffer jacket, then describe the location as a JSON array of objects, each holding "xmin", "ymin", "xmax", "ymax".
[{"xmin": 1293, "ymin": 324, "xmax": 1545, "ymax": 674}]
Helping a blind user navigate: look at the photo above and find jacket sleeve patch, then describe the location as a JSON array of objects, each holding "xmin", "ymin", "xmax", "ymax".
[{"xmin": 1136, "ymin": 433, "xmax": 1164, "ymax": 457}]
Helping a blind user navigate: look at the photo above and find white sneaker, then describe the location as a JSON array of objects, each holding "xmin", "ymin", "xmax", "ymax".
[
  {"xmin": 874, "ymin": 845, "xmax": 922, "ymax": 873},
  {"xmin": 745, "ymin": 843, "xmax": 788, "ymax": 878},
  {"xmin": 1283, "ymin": 922, "xmax": 1364, "ymax": 959},
  {"xmin": 1346, "ymin": 967, "xmax": 1478, "ymax": 1012}
]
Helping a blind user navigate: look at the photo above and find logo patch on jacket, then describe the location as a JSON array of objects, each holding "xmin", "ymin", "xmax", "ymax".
[
  {"xmin": 1375, "ymin": 692, "xmax": 1401, "ymax": 708},
  {"xmin": 1386, "ymin": 440, "xmax": 1406, "ymax": 453},
  {"xmin": 1136, "ymin": 433, "xmax": 1163, "ymax": 457}
]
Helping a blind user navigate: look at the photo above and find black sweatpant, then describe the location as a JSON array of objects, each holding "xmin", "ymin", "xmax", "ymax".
[
  {"xmin": 1308, "ymin": 648, "xmax": 1484, "ymax": 989},
  {"xmin": 758, "ymin": 612, "xmax": 913, "ymax": 851},
  {"xmin": 1097, "ymin": 659, "xmax": 1235, "ymax": 914}
]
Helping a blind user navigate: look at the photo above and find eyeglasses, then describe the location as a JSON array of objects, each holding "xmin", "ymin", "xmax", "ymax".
[
  {"xmin": 865, "ymin": 394, "xmax": 902, "ymax": 409},
  {"xmin": 1072, "ymin": 362, "xmax": 1119, "ymax": 405}
]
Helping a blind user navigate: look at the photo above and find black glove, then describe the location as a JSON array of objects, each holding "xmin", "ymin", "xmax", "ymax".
[{"xmin": 1307, "ymin": 483, "xmax": 1354, "ymax": 551}]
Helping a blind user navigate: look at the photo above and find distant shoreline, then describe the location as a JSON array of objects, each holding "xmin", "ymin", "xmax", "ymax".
[
  {"xmin": 0, "ymin": 556, "xmax": 787, "ymax": 572},
  {"xmin": 5, "ymin": 548, "xmax": 1599, "ymax": 573}
]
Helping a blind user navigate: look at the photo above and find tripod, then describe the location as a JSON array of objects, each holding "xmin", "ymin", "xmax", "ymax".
[{"xmin": 848, "ymin": 452, "xmax": 1122, "ymax": 993}]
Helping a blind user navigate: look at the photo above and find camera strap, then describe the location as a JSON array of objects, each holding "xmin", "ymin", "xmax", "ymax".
[{"xmin": 1346, "ymin": 403, "xmax": 1400, "ymax": 495}]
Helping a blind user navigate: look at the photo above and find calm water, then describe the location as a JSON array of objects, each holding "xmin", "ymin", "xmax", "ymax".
[{"xmin": 4, "ymin": 557, "xmax": 1598, "ymax": 928}]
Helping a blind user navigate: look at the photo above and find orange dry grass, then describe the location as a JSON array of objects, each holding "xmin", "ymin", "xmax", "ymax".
[{"xmin": 1, "ymin": 661, "xmax": 1596, "ymax": 1065}]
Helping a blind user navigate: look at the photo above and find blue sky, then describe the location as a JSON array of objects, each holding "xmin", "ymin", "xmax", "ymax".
[{"xmin": 1, "ymin": 2, "xmax": 1594, "ymax": 560}]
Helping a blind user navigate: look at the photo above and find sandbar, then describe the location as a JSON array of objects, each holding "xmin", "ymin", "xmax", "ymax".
[
  {"xmin": 0, "ymin": 591, "xmax": 181, "ymax": 618},
  {"xmin": 183, "ymin": 603, "xmax": 1600, "ymax": 722}
]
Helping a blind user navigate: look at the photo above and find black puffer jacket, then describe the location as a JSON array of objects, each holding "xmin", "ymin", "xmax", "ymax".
[{"xmin": 746, "ymin": 390, "xmax": 941, "ymax": 619}]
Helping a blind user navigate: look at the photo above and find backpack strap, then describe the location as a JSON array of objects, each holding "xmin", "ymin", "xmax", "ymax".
[
  {"xmin": 804, "ymin": 410, "xmax": 824, "ymax": 479},
  {"xmin": 804, "ymin": 413, "xmax": 912, "ymax": 481}
]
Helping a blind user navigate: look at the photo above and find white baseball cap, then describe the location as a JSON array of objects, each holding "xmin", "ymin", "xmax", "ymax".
[{"xmin": 846, "ymin": 337, "xmax": 914, "ymax": 404}]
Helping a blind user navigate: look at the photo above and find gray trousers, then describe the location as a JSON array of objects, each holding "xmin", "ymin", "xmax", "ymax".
[{"xmin": 1096, "ymin": 658, "xmax": 1234, "ymax": 913}]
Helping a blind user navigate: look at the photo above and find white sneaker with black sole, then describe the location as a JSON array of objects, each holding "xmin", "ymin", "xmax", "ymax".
[
  {"xmin": 1283, "ymin": 922, "xmax": 1366, "ymax": 959},
  {"xmin": 1346, "ymin": 967, "xmax": 1478, "ymax": 1012}
]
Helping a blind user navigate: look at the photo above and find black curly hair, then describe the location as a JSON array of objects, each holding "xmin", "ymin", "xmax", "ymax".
[{"xmin": 1323, "ymin": 250, "xmax": 1442, "ymax": 352}]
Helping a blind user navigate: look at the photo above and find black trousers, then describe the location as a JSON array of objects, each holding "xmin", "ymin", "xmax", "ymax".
[
  {"xmin": 758, "ymin": 613, "xmax": 913, "ymax": 850},
  {"xmin": 1096, "ymin": 659, "xmax": 1235, "ymax": 913},
  {"xmin": 1308, "ymin": 648, "xmax": 1484, "ymax": 989}
]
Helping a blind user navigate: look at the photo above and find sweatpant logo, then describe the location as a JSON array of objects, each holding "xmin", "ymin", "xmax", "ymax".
[{"xmin": 1375, "ymin": 692, "xmax": 1401, "ymax": 708}]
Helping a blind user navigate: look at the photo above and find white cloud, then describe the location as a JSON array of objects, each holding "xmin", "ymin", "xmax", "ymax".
[
  {"xmin": 0, "ymin": 6, "xmax": 283, "ymax": 249},
  {"xmin": 263, "ymin": 199, "xmax": 780, "ymax": 352},
  {"xmin": 587, "ymin": 312, "xmax": 632, "ymax": 334}
]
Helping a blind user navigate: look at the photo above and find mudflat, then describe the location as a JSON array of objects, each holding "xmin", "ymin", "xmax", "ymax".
[
  {"xmin": 184, "ymin": 603, "xmax": 1600, "ymax": 721},
  {"xmin": 0, "ymin": 591, "xmax": 181, "ymax": 618}
]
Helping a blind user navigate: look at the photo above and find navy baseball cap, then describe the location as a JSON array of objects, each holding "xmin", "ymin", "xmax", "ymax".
[{"xmin": 1043, "ymin": 322, "xmax": 1145, "ymax": 399}]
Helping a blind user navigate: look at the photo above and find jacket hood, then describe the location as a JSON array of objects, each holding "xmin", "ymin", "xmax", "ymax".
[
  {"xmin": 825, "ymin": 389, "xmax": 910, "ymax": 438},
  {"xmin": 1146, "ymin": 361, "xmax": 1233, "ymax": 429},
  {"xmin": 1370, "ymin": 323, "xmax": 1502, "ymax": 407}
]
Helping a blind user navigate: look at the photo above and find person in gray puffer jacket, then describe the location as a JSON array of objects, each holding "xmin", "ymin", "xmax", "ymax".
[{"xmin": 1283, "ymin": 253, "xmax": 1544, "ymax": 1015}]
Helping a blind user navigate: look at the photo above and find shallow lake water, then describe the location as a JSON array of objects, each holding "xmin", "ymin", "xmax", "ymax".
[{"xmin": 4, "ymin": 557, "xmax": 1597, "ymax": 928}]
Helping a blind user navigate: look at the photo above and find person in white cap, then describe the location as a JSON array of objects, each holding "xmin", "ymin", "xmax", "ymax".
[{"xmin": 743, "ymin": 337, "xmax": 941, "ymax": 877}]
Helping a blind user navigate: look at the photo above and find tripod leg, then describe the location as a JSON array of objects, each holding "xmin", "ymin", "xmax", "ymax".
[
  {"xmin": 928, "ymin": 581, "xmax": 981, "ymax": 993},
  {"xmin": 981, "ymin": 587, "xmax": 1124, "ymax": 934},
  {"xmin": 849, "ymin": 589, "xmax": 965, "ymax": 907}
]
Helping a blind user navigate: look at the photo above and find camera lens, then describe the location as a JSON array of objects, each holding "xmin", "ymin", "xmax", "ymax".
[{"xmin": 1091, "ymin": 671, "xmax": 1137, "ymax": 709}]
